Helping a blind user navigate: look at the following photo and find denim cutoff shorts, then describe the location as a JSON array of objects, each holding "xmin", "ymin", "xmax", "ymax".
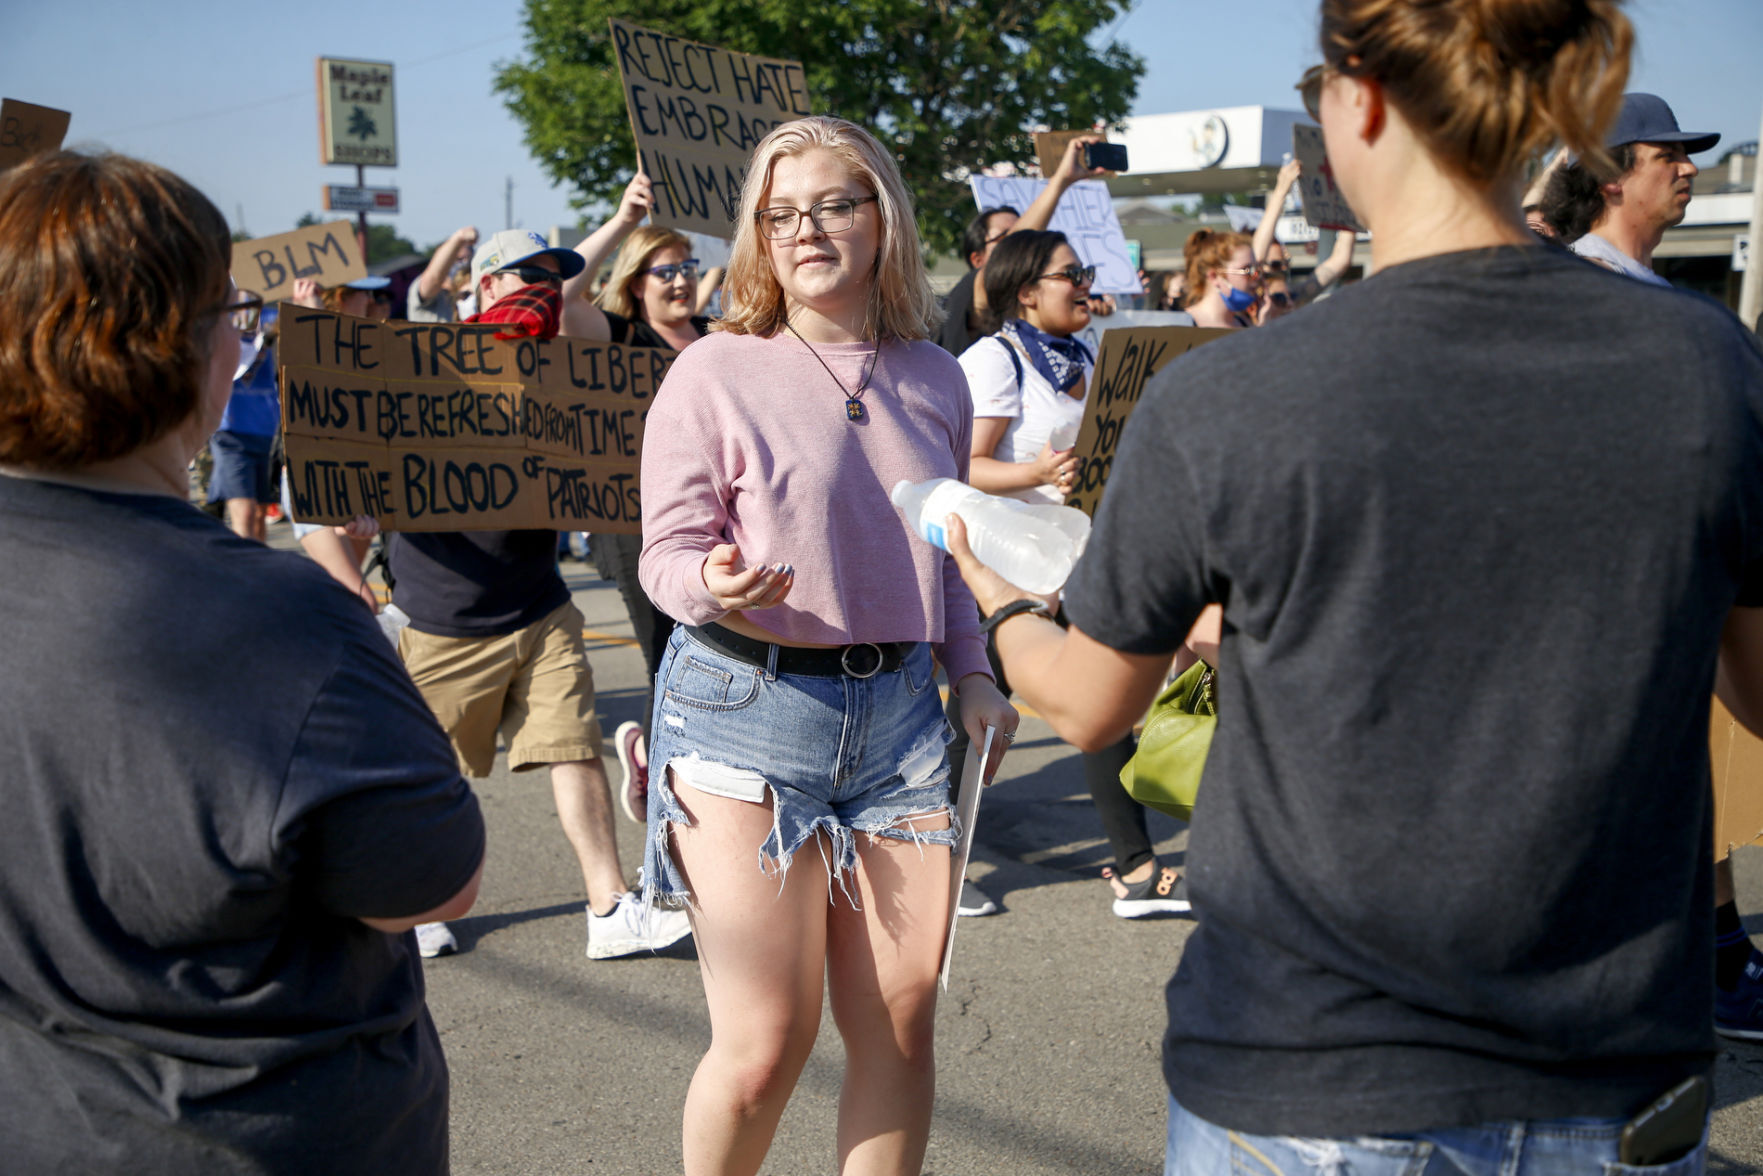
[{"xmin": 641, "ymin": 625, "xmax": 959, "ymax": 910}]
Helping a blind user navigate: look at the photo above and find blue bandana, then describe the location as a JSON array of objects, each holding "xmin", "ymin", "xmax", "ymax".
[{"xmin": 1001, "ymin": 318, "xmax": 1092, "ymax": 394}]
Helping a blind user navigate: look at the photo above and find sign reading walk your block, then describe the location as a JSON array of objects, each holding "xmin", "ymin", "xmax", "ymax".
[
  {"xmin": 609, "ymin": 18, "xmax": 811, "ymax": 237},
  {"xmin": 1063, "ymin": 326, "xmax": 1233, "ymax": 517},
  {"xmin": 278, "ymin": 306, "xmax": 677, "ymax": 533}
]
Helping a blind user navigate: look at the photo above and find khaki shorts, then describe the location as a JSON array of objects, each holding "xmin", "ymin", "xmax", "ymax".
[{"xmin": 398, "ymin": 600, "xmax": 604, "ymax": 777}]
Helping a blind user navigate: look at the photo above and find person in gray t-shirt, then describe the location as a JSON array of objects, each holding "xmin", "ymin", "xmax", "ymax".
[{"xmin": 405, "ymin": 223, "xmax": 478, "ymax": 321}]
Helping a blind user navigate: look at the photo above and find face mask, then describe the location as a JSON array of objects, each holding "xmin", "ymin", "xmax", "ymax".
[
  {"xmin": 470, "ymin": 282, "xmax": 563, "ymax": 341},
  {"xmin": 233, "ymin": 332, "xmax": 262, "ymax": 382},
  {"xmin": 1220, "ymin": 283, "xmax": 1257, "ymax": 314}
]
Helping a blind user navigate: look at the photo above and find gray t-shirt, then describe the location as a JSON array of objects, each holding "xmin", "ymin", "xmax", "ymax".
[
  {"xmin": 0, "ymin": 477, "xmax": 485, "ymax": 1173},
  {"xmin": 1063, "ymin": 245, "xmax": 1763, "ymax": 1136},
  {"xmin": 406, "ymin": 280, "xmax": 455, "ymax": 322}
]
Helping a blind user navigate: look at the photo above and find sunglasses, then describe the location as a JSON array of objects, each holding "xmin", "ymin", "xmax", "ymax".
[
  {"xmin": 1218, "ymin": 265, "xmax": 1263, "ymax": 277},
  {"xmin": 1037, "ymin": 264, "xmax": 1097, "ymax": 287},
  {"xmin": 1267, "ymin": 292, "xmax": 1292, "ymax": 309},
  {"xmin": 496, "ymin": 265, "xmax": 563, "ymax": 287},
  {"xmin": 640, "ymin": 259, "xmax": 702, "ymax": 282}
]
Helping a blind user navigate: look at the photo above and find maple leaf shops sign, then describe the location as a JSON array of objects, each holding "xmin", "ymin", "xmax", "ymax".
[{"xmin": 318, "ymin": 58, "xmax": 397, "ymax": 167}]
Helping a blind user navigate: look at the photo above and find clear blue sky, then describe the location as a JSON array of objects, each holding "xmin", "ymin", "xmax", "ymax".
[{"xmin": 4, "ymin": 0, "xmax": 1758, "ymax": 251}]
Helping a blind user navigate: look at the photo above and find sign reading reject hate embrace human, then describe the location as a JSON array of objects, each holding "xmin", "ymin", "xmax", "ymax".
[
  {"xmin": 278, "ymin": 305, "xmax": 676, "ymax": 533},
  {"xmin": 1063, "ymin": 326, "xmax": 1232, "ymax": 517},
  {"xmin": 608, "ymin": 19, "xmax": 811, "ymax": 238}
]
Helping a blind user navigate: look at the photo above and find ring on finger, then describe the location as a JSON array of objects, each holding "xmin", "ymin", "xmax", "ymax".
[{"xmin": 1002, "ymin": 730, "xmax": 1017, "ymax": 743}]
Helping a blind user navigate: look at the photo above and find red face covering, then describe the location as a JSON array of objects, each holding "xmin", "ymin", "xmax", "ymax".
[{"xmin": 467, "ymin": 282, "xmax": 563, "ymax": 341}]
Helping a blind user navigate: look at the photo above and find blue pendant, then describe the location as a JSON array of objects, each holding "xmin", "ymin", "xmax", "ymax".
[{"xmin": 846, "ymin": 398, "xmax": 866, "ymax": 422}]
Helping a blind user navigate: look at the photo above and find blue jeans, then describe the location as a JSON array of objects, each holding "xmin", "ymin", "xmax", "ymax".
[
  {"xmin": 1166, "ymin": 1093, "xmax": 1707, "ymax": 1176},
  {"xmin": 641, "ymin": 626, "xmax": 957, "ymax": 911}
]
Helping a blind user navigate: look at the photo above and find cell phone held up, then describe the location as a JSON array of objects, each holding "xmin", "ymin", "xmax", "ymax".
[
  {"xmin": 1619, "ymin": 1075, "xmax": 1708, "ymax": 1167},
  {"xmin": 1083, "ymin": 141, "xmax": 1129, "ymax": 173}
]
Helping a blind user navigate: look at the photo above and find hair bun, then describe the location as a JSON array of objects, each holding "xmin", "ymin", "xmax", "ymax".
[{"xmin": 1471, "ymin": 0, "xmax": 1595, "ymax": 66}]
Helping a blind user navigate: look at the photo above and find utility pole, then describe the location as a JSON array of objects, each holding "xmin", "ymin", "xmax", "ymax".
[
  {"xmin": 505, "ymin": 176, "xmax": 514, "ymax": 231},
  {"xmin": 1740, "ymin": 100, "xmax": 1763, "ymax": 331}
]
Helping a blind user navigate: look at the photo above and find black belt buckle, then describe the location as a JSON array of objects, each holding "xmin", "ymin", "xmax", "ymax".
[{"xmin": 840, "ymin": 643, "xmax": 885, "ymax": 679}]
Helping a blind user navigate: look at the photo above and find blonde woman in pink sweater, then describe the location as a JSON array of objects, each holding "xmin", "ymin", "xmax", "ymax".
[{"xmin": 638, "ymin": 116, "xmax": 1018, "ymax": 1176}]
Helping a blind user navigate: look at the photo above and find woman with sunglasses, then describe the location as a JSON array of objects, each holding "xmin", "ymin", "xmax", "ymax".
[
  {"xmin": 1181, "ymin": 229, "xmax": 1259, "ymax": 329},
  {"xmin": 951, "ymin": 229, "xmax": 1180, "ymax": 918},
  {"xmin": 638, "ymin": 115, "xmax": 1015, "ymax": 1176},
  {"xmin": 943, "ymin": 0, "xmax": 1763, "ymax": 1172},
  {"xmin": 584, "ymin": 223, "xmax": 717, "ymax": 820}
]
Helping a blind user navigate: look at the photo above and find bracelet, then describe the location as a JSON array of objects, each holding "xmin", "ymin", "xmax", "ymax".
[{"xmin": 979, "ymin": 598, "xmax": 1051, "ymax": 634}]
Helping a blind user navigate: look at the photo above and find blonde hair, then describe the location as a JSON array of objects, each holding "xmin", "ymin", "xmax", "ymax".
[
  {"xmin": 717, "ymin": 116, "xmax": 940, "ymax": 342},
  {"xmin": 1182, "ymin": 229, "xmax": 1252, "ymax": 309},
  {"xmin": 1320, "ymin": 0, "xmax": 1632, "ymax": 182},
  {"xmin": 594, "ymin": 225, "xmax": 692, "ymax": 321}
]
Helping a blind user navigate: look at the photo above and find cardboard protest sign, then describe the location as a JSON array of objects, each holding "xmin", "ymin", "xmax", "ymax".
[
  {"xmin": 1291, "ymin": 124, "xmax": 1364, "ymax": 233},
  {"xmin": 0, "ymin": 98, "xmax": 71, "ymax": 170},
  {"xmin": 1709, "ymin": 698, "xmax": 1763, "ymax": 860},
  {"xmin": 608, "ymin": 19, "xmax": 811, "ymax": 238},
  {"xmin": 232, "ymin": 222, "xmax": 367, "ymax": 304},
  {"xmin": 278, "ymin": 306, "xmax": 674, "ymax": 533},
  {"xmin": 968, "ymin": 175, "xmax": 1141, "ymax": 296},
  {"xmin": 1063, "ymin": 326, "xmax": 1232, "ymax": 517},
  {"xmin": 1033, "ymin": 130, "xmax": 1087, "ymax": 178}
]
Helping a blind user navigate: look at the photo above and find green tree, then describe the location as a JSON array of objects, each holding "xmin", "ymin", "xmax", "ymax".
[
  {"xmin": 494, "ymin": 0, "xmax": 1144, "ymax": 258},
  {"xmin": 293, "ymin": 212, "xmax": 418, "ymax": 266}
]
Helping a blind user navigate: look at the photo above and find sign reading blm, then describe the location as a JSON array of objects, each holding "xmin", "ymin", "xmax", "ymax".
[
  {"xmin": 278, "ymin": 306, "xmax": 677, "ymax": 534},
  {"xmin": 609, "ymin": 19, "xmax": 811, "ymax": 238},
  {"xmin": 1064, "ymin": 326, "xmax": 1232, "ymax": 517},
  {"xmin": 232, "ymin": 222, "xmax": 367, "ymax": 305},
  {"xmin": 318, "ymin": 57, "xmax": 397, "ymax": 167}
]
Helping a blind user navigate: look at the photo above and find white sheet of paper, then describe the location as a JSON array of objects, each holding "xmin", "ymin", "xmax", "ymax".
[{"xmin": 940, "ymin": 725, "xmax": 995, "ymax": 991}]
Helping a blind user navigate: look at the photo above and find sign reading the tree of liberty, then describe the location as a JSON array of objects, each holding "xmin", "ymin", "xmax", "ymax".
[
  {"xmin": 607, "ymin": 19, "xmax": 811, "ymax": 238},
  {"xmin": 317, "ymin": 57, "xmax": 397, "ymax": 167}
]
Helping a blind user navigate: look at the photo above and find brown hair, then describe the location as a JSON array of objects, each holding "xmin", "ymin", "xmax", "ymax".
[
  {"xmin": 1182, "ymin": 229, "xmax": 1252, "ymax": 308},
  {"xmin": 595, "ymin": 225, "xmax": 692, "ymax": 321},
  {"xmin": 1319, "ymin": 0, "xmax": 1632, "ymax": 182},
  {"xmin": 0, "ymin": 151, "xmax": 231, "ymax": 470},
  {"xmin": 718, "ymin": 116, "xmax": 939, "ymax": 342}
]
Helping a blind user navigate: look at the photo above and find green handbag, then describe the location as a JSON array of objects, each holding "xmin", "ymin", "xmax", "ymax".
[{"xmin": 1119, "ymin": 660, "xmax": 1216, "ymax": 822}]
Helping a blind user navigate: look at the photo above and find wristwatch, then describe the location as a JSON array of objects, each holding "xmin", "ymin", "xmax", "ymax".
[{"xmin": 979, "ymin": 598, "xmax": 1052, "ymax": 634}]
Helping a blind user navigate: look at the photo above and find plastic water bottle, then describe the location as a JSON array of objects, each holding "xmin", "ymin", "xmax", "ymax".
[{"xmin": 891, "ymin": 479, "xmax": 1091, "ymax": 595}]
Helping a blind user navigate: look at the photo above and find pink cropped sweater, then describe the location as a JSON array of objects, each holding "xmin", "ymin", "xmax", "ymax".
[{"xmin": 638, "ymin": 330, "xmax": 992, "ymax": 686}]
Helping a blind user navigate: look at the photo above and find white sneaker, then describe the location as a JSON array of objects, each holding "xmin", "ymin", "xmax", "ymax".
[
  {"xmin": 957, "ymin": 878, "xmax": 998, "ymax": 917},
  {"xmin": 415, "ymin": 921, "xmax": 458, "ymax": 958},
  {"xmin": 586, "ymin": 892, "xmax": 691, "ymax": 959}
]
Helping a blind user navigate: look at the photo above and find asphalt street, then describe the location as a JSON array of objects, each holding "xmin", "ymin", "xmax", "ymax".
[{"xmin": 313, "ymin": 542, "xmax": 1763, "ymax": 1176}]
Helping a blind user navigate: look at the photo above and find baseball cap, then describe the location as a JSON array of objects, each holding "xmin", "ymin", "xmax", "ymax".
[
  {"xmin": 470, "ymin": 229, "xmax": 587, "ymax": 290},
  {"xmin": 1606, "ymin": 93, "xmax": 1719, "ymax": 155},
  {"xmin": 343, "ymin": 275, "xmax": 391, "ymax": 291}
]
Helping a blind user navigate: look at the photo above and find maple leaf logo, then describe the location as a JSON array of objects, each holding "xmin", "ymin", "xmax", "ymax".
[{"xmin": 347, "ymin": 106, "xmax": 378, "ymax": 142}]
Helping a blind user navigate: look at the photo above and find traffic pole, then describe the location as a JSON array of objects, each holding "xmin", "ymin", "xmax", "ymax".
[{"xmin": 355, "ymin": 164, "xmax": 370, "ymax": 263}]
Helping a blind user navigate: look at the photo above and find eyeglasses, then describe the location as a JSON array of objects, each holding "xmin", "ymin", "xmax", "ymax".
[
  {"xmin": 1036, "ymin": 264, "xmax": 1097, "ymax": 287},
  {"xmin": 223, "ymin": 293, "xmax": 263, "ymax": 333},
  {"xmin": 496, "ymin": 265, "xmax": 563, "ymax": 288},
  {"xmin": 640, "ymin": 259, "xmax": 702, "ymax": 282},
  {"xmin": 1297, "ymin": 64, "xmax": 1332, "ymax": 121},
  {"xmin": 755, "ymin": 195, "xmax": 878, "ymax": 240}
]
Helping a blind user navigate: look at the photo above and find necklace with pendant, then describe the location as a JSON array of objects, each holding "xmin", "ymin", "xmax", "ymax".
[{"xmin": 783, "ymin": 320, "xmax": 879, "ymax": 422}]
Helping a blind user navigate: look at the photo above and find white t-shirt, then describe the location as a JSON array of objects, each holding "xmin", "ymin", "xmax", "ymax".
[{"xmin": 959, "ymin": 334, "xmax": 1091, "ymax": 505}]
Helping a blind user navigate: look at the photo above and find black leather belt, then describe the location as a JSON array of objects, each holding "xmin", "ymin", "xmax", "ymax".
[{"xmin": 690, "ymin": 623, "xmax": 910, "ymax": 679}]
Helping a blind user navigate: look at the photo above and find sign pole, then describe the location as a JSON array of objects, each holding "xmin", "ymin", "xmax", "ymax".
[{"xmin": 355, "ymin": 163, "xmax": 369, "ymax": 262}]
